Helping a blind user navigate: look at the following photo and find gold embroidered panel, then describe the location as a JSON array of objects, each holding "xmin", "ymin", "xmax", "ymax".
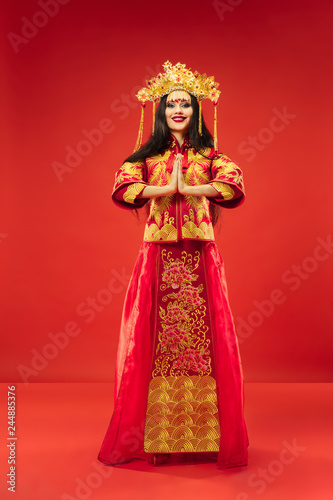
[
  {"xmin": 144, "ymin": 243, "xmax": 220, "ymax": 453},
  {"xmin": 144, "ymin": 375, "xmax": 220, "ymax": 453}
]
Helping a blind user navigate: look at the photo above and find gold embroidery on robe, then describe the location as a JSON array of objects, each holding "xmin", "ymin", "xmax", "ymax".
[
  {"xmin": 144, "ymin": 222, "xmax": 178, "ymax": 242},
  {"xmin": 144, "ymin": 211, "xmax": 177, "ymax": 241},
  {"xmin": 211, "ymin": 156, "xmax": 243, "ymax": 185},
  {"xmin": 112, "ymin": 141, "xmax": 245, "ymax": 242},
  {"xmin": 181, "ymin": 208, "xmax": 214, "ymax": 240},
  {"xmin": 120, "ymin": 161, "xmax": 144, "ymax": 178},
  {"xmin": 149, "ymin": 196, "xmax": 174, "ymax": 225},
  {"xmin": 123, "ymin": 183, "xmax": 146, "ymax": 204},
  {"xmin": 211, "ymin": 181, "xmax": 235, "ymax": 200},
  {"xmin": 181, "ymin": 221, "xmax": 214, "ymax": 240},
  {"xmin": 184, "ymin": 160, "xmax": 210, "ymax": 187},
  {"xmin": 144, "ymin": 248, "xmax": 220, "ymax": 453},
  {"xmin": 144, "ymin": 375, "xmax": 220, "ymax": 453},
  {"xmin": 146, "ymin": 158, "xmax": 169, "ymax": 186}
]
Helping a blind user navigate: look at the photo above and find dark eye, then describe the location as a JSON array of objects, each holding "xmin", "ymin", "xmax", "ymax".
[
  {"xmin": 166, "ymin": 103, "xmax": 175, "ymax": 108},
  {"xmin": 181, "ymin": 103, "xmax": 191, "ymax": 108}
]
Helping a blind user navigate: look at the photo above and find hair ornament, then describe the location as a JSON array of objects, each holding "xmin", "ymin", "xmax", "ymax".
[{"xmin": 134, "ymin": 61, "xmax": 221, "ymax": 152}]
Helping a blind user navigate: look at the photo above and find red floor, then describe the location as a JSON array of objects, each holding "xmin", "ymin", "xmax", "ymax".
[{"xmin": 0, "ymin": 383, "xmax": 332, "ymax": 500}]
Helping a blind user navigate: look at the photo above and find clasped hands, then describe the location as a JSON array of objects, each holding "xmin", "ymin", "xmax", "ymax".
[
  {"xmin": 168, "ymin": 153, "xmax": 188, "ymax": 195},
  {"xmin": 138, "ymin": 153, "xmax": 220, "ymax": 199},
  {"xmin": 164, "ymin": 154, "xmax": 220, "ymax": 198}
]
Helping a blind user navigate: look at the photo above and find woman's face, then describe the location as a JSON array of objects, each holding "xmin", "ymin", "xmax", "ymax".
[{"xmin": 165, "ymin": 90, "xmax": 193, "ymax": 135}]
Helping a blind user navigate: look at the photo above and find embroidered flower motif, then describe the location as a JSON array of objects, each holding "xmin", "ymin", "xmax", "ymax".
[
  {"xmin": 153, "ymin": 248, "xmax": 212, "ymax": 379},
  {"xmin": 162, "ymin": 260, "xmax": 193, "ymax": 289},
  {"xmin": 175, "ymin": 285, "xmax": 203, "ymax": 308},
  {"xmin": 160, "ymin": 325, "xmax": 188, "ymax": 353},
  {"xmin": 164, "ymin": 305, "xmax": 188, "ymax": 324},
  {"xmin": 173, "ymin": 348, "xmax": 208, "ymax": 372}
]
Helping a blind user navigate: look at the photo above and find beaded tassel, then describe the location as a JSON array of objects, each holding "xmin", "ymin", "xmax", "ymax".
[
  {"xmin": 152, "ymin": 101, "xmax": 156, "ymax": 135},
  {"xmin": 198, "ymin": 100, "xmax": 202, "ymax": 136},
  {"xmin": 213, "ymin": 102, "xmax": 218, "ymax": 153},
  {"xmin": 134, "ymin": 103, "xmax": 145, "ymax": 152}
]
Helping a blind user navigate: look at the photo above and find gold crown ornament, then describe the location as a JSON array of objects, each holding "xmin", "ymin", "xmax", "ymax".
[{"xmin": 134, "ymin": 61, "xmax": 221, "ymax": 152}]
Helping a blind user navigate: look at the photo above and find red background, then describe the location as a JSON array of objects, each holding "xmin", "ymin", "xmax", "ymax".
[{"xmin": 1, "ymin": 0, "xmax": 332, "ymax": 383}]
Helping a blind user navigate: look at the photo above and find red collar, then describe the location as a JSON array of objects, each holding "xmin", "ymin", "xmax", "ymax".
[{"xmin": 167, "ymin": 133, "xmax": 192, "ymax": 152}]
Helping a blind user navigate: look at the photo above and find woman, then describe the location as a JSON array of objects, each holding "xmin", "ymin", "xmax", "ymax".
[{"xmin": 98, "ymin": 61, "xmax": 249, "ymax": 469}]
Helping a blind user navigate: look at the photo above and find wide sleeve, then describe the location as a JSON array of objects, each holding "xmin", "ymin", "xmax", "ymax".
[
  {"xmin": 207, "ymin": 153, "xmax": 245, "ymax": 208},
  {"xmin": 111, "ymin": 160, "xmax": 148, "ymax": 209}
]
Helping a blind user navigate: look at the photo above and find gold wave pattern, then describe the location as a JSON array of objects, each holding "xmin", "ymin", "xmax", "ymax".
[
  {"xmin": 144, "ymin": 222, "xmax": 178, "ymax": 241},
  {"xmin": 211, "ymin": 181, "xmax": 235, "ymax": 200},
  {"xmin": 144, "ymin": 375, "xmax": 220, "ymax": 453},
  {"xmin": 181, "ymin": 221, "xmax": 214, "ymax": 240},
  {"xmin": 123, "ymin": 182, "xmax": 146, "ymax": 204}
]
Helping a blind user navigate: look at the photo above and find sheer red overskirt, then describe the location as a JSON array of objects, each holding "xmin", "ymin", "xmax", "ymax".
[{"xmin": 98, "ymin": 241, "xmax": 249, "ymax": 469}]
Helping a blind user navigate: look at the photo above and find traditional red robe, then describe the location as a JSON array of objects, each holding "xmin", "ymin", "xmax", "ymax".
[{"xmin": 98, "ymin": 134, "xmax": 249, "ymax": 468}]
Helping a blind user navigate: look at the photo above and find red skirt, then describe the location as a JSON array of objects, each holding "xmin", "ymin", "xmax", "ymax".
[{"xmin": 98, "ymin": 240, "xmax": 249, "ymax": 468}]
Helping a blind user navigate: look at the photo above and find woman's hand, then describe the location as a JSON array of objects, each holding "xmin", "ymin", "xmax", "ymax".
[
  {"xmin": 177, "ymin": 154, "xmax": 187, "ymax": 195},
  {"xmin": 168, "ymin": 153, "xmax": 181, "ymax": 194}
]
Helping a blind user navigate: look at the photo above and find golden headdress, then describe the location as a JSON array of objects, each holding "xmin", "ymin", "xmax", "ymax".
[{"xmin": 134, "ymin": 61, "xmax": 221, "ymax": 152}]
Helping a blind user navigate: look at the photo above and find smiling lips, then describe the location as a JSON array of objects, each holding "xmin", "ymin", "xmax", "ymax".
[{"xmin": 172, "ymin": 116, "xmax": 186, "ymax": 122}]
